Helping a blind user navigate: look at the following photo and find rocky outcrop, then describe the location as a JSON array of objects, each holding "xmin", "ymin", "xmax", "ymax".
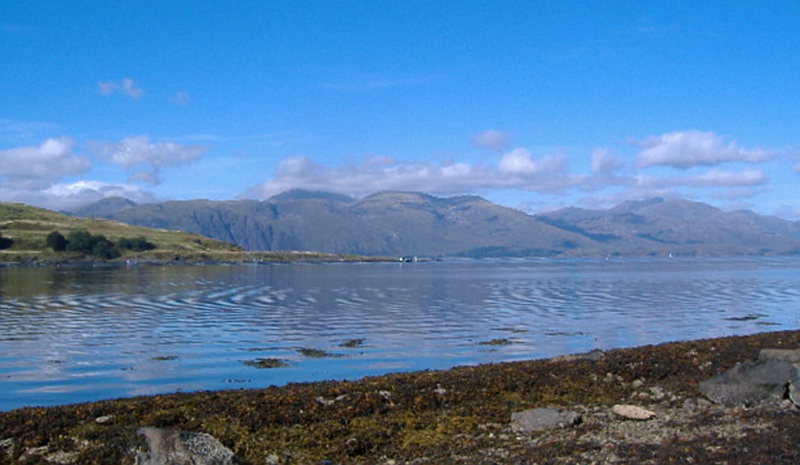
[{"xmin": 699, "ymin": 348, "xmax": 800, "ymax": 407}]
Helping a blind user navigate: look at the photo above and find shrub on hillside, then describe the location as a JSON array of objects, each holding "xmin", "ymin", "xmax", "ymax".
[
  {"xmin": 117, "ymin": 236, "xmax": 156, "ymax": 252},
  {"xmin": 46, "ymin": 231, "xmax": 68, "ymax": 252},
  {"xmin": 0, "ymin": 232, "xmax": 13, "ymax": 250},
  {"xmin": 64, "ymin": 230, "xmax": 121, "ymax": 259}
]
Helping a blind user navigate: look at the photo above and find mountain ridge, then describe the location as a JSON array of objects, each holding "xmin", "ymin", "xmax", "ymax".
[{"xmin": 69, "ymin": 191, "xmax": 800, "ymax": 258}]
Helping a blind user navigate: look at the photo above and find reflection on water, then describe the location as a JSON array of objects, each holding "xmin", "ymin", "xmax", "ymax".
[{"xmin": 1, "ymin": 258, "xmax": 799, "ymax": 410}]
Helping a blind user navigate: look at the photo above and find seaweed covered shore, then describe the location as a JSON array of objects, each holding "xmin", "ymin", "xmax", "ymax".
[{"xmin": 3, "ymin": 330, "xmax": 800, "ymax": 464}]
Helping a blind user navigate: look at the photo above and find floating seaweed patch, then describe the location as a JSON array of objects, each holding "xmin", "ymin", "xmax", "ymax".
[
  {"xmin": 242, "ymin": 358, "xmax": 289, "ymax": 369},
  {"xmin": 724, "ymin": 314, "xmax": 763, "ymax": 322},
  {"xmin": 545, "ymin": 331, "xmax": 585, "ymax": 336},
  {"xmin": 493, "ymin": 327, "xmax": 529, "ymax": 334},
  {"xmin": 151, "ymin": 355, "xmax": 178, "ymax": 361},
  {"xmin": 478, "ymin": 338, "xmax": 514, "ymax": 346},
  {"xmin": 297, "ymin": 348, "xmax": 341, "ymax": 358},
  {"xmin": 339, "ymin": 338, "xmax": 366, "ymax": 348},
  {"xmin": 242, "ymin": 346, "xmax": 283, "ymax": 352},
  {"xmin": 225, "ymin": 378, "xmax": 251, "ymax": 384}
]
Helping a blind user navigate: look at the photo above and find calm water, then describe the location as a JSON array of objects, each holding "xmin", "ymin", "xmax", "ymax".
[{"xmin": 1, "ymin": 258, "xmax": 799, "ymax": 411}]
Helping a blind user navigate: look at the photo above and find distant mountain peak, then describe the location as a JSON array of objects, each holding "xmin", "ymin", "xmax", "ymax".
[
  {"xmin": 66, "ymin": 191, "xmax": 800, "ymax": 257},
  {"xmin": 69, "ymin": 196, "xmax": 138, "ymax": 217},
  {"xmin": 611, "ymin": 197, "xmax": 665, "ymax": 212},
  {"xmin": 268, "ymin": 189, "xmax": 354, "ymax": 203}
]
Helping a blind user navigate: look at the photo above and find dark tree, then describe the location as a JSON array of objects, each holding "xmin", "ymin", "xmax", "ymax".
[
  {"xmin": 46, "ymin": 231, "xmax": 68, "ymax": 252},
  {"xmin": 65, "ymin": 230, "xmax": 94, "ymax": 253},
  {"xmin": 0, "ymin": 232, "xmax": 13, "ymax": 250},
  {"xmin": 92, "ymin": 237, "xmax": 121, "ymax": 259},
  {"xmin": 64, "ymin": 230, "xmax": 121, "ymax": 259},
  {"xmin": 117, "ymin": 236, "xmax": 156, "ymax": 252}
]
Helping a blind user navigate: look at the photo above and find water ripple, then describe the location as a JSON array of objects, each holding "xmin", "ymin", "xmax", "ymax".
[{"xmin": 2, "ymin": 258, "xmax": 799, "ymax": 410}]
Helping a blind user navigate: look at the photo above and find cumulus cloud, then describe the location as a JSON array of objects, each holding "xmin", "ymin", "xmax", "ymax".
[
  {"xmin": 0, "ymin": 138, "xmax": 90, "ymax": 189},
  {"xmin": 93, "ymin": 136, "xmax": 208, "ymax": 185},
  {"xmin": 470, "ymin": 130, "xmax": 509, "ymax": 151},
  {"xmin": 635, "ymin": 169, "xmax": 767, "ymax": 189},
  {"xmin": 244, "ymin": 129, "xmax": 784, "ymax": 214},
  {"xmin": 97, "ymin": 78, "xmax": 143, "ymax": 99},
  {"xmin": 590, "ymin": 149, "xmax": 625, "ymax": 175},
  {"xmin": 498, "ymin": 148, "xmax": 566, "ymax": 176},
  {"xmin": 248, "ymin": 155, "xmax": 481, "ymax": 198},
  {"xmin": 246, "ymin": 147, "xmax": 576, "ymax": 199},
  {"xmin": 0, "ymin": 181, "xmax": 157, "ymax": 212},
  {"xmin": 45, "ymin": 181, "xmax": 157, "ymax": 210},
  {"xmin": 0, "ymin": 119, "xmax": 60, "ymax": 141},
  {"xmin": 635, "ymin": 130, "xmax": 772, "ymax": 168}
]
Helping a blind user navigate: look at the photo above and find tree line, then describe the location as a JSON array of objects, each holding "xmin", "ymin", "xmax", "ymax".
[{"xmin": 46, "ymin": 230, "xmax": 155, "ymax": 259}]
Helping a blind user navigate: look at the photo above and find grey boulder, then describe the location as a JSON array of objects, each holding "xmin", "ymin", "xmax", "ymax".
[
  {"xmin": 136, "ymin": 427, "xmax": 235, "ymax": 465},
  {"xmin": 699, "ymin": 349, "xmax": 800, "ymax": 407},
  {"xmin": 511, "ymin": 408, "xmax": 582, "ymax": 433}
]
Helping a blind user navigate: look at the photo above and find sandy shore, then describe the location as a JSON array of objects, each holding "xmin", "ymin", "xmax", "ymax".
[{"xmin": 2, "ymin": 330, "xmax": 800, "ymax": 464}]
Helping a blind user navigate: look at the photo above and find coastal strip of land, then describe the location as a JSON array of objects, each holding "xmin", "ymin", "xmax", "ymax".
[{"xmin": 2, "ymin": 330, "xmax": 800, "ymax": 464}]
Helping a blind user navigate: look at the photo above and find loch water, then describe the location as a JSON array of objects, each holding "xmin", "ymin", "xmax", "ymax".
[{"xmin": 1, "ymin": 257, "xmax": 799, "ymax": 411}]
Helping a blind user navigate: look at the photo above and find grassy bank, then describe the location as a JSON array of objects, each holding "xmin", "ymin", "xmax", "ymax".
[
  {"xmin": 0, "ymin": 202, "xmax": 392, "ymax": 265},
  {"xmin": 2, "ymin": 330, "xmax": 800, "ymax": 464}
]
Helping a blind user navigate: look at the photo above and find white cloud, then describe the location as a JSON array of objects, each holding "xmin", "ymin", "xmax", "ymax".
[
  {"xmin": 635, "ymin": 130, "xmax": 772, "ymax": 168},
  {"xmin": 97, "ymin": 78, "xmax": 143, "ymax": 99},
  {"xmin": 246, "ymin": 147, "xmax": 575, "ymax": 199},
  {"xmin": 0, "ymin": 138, "xmax": 90, "ymax": 189},
  {"xmin": 689, "ymin": 169, "xmax": 767, "ymax": 187},
  {"xmin": 93, "ymin": 136, "xmax": 208, "ymax": 185},
  {"xmin": 498, "ymin": 148, "xmax": 566, "ymax": 176},
  {"xmin": 248, "ymin": 155, "xmax": 486, "ymax": 198},
  {"xmin": 0, "ymin": 119, "xmax": 60, "ymax": 142},
  {"xmin": 45, "ymin": 181, "xmax": 157, "ymax": 210},
  {"xmin": 0, "ymin": 181, "xmax": 157, "ymax": 212},
  {"xmin": 590, "ymin": 148, "xmax": 625, "ymax": 174},
  {"xmin": 470, "ymin": 130, "xmax": 509, "ymax": 151},
  {"xmin": 635, "ymin": 168, "xmax": 767, "ymax": 189}
]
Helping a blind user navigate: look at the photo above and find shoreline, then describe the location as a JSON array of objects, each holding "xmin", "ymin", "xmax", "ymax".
[
  {"xmin": 0, "ymin": 251, "xmax": 401, "ymax": 268},
  {"xmin": 3, "ymin": 330, "xmax": 800, "ymax": 464}
]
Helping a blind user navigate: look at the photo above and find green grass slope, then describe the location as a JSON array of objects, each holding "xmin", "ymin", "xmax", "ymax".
[
  {"xmin": 0, "ymin": 202, "xmax": 246, "ymax": 264},
  {"xmin": 0, "ymin": 202, "xmax": 392, "ymax": 264}
]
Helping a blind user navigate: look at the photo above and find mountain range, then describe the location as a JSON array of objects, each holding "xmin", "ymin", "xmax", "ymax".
[{"xmin": 70, "ymin": 191, "xmax": 800, "ymax": 258}]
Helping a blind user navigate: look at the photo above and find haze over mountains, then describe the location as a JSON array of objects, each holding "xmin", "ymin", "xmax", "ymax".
[{"xmin": 71, "ymin": 191, "xmax": 800, "ymax": 258}]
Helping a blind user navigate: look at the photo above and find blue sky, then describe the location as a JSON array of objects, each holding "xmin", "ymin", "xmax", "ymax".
[{"xmin": 2, "ymin": 2, "xmax": 799, "ymax": 218}]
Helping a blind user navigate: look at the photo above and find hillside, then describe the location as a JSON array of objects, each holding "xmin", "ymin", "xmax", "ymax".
[
  {"xmin": 71, "ymin": 192, "xmax": 800, "ymax": 258},
  {"xmin": 73, "ymin": 191, "xmax": 594, "ymax": 257},
  {"xmin": 0, "ymin": 202, "xmax": 387, "ymax": 265},
  {"xmin": 0, "ymin": 202, "xmax": 247, "ymax": 264},
  {"xmin": 537, "ymin": 198, "xmax": 800, "ymax": 256}
]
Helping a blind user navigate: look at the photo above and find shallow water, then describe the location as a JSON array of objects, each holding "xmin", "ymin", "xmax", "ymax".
[{"xmin": 1, "ymin": 257, "xmax": 799, "ymax": 411}]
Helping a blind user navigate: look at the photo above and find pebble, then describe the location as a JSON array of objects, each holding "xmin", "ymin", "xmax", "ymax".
[{"xmin": 611, "ymin": 404, "xmax": 656, "ymax": 420}]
